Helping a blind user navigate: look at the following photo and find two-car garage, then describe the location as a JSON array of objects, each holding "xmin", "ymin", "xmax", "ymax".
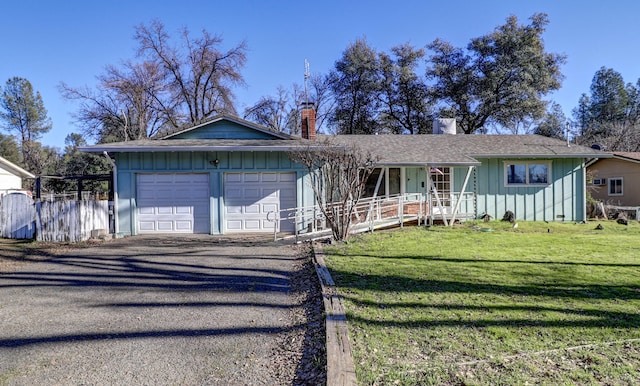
[{"xmin": 135, "ymin": 172, "xmax": 296, "ymax": 234}]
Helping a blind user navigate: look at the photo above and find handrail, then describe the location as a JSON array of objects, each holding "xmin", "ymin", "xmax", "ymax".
[{"xmin": 266, "ymin": 192, "xmax": 427, "ymax": 241}]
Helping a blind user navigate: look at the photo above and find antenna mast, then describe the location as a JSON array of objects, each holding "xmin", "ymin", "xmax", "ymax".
[{"xmin": 304, "ymin": 59, "xmax": 310, "ymax": 104}]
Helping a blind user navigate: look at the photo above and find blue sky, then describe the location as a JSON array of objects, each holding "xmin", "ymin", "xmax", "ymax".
[{"xmin": 2, "ymin": 1, "xmax": 640, "ymax": 149}]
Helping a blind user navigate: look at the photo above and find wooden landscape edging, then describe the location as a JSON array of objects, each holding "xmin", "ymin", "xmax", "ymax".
[{"xmin": 312, "ymin": 242, "xmax": 358, "ymax": 386}]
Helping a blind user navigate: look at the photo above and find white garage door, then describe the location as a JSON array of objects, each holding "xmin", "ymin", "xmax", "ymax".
[
  {"xmin": 224, "ymin": 172, "xmax": 296, "ymax": 233},
  {"xmin": 137, "ymin": 173, "xmax": 210, "ymax": 234}
]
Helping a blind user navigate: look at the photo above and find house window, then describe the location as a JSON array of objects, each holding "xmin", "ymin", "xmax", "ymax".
[
  {"xmin": 364, "ymin": 167, "xmax": 401, "ymax": 197},
  {"xmin": 430, "ymin": 167, "xmax": 451, "ymax": 206},
  {"xmin": 504, "ymin": 161, "xmax": 551, "ymax": 186},
  {"xmin": 388, "ymin": 168, "xmax": 401, "ymax": 195},
  {"xmin": 608, "ymin": 177, "xmax": 623, "ymax": 196}
]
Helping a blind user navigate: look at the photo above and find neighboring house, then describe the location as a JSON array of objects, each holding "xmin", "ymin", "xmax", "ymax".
[
  {"xmin": 0, "ymin": 156, "xmax": 34, "ymax": 196},
  {"xmin": 586, "ymin": 152, "xmax": 640, "ymax": 206},
  {"xmin": 82, "ymin": 108, "xmax": 608, "ymax": 236}
]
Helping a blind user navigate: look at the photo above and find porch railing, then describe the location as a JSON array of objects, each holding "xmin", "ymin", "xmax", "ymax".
[
  {"xmin": 267, "ymin": 193, "xmax": 426, "ymax": 241},
  {"xmin": 428, "ymin": 191, "xmax": 476, "ymax": 225}
]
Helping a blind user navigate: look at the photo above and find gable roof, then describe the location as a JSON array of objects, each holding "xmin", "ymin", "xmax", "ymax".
[
  {"xmin": 81, "ymin": 114, "xmax": 306, "ymax": 153},
  {"xmin": 329, "ymin": 134, "xmax": 610, "ymax": 166},
  {"xmin": 586, "ymin": 151, "xmax": 640, "ymax": 167},
  {"xmin": 610, "ymin": 152, "xmax": 640, "ymax": 163},
  {"xmin": 157, "ymin": 114, "xmax": 295, "ymax": 140},
  {"xmin": 0, "ymin": 156, "xmax": 35, "ymax": 178}
]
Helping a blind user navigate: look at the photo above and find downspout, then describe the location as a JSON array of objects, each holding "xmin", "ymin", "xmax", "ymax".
[{"xmin": 103, "ymin": 151, "xmax": 119, "ymax": 234}]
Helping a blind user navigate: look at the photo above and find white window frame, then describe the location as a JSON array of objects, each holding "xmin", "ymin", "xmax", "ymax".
[
  {"xmin": 608, "ymin": 177, "xmax": 623, "ymax": 196},
  {"xmin": 504, "ymin": 160, "xmax": 552, "ymax": 187}
]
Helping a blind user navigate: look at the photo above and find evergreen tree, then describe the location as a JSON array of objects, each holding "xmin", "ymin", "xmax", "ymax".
[{"xmin": 0, "ymin": 77, "xmax": 52, "ymax": 171}]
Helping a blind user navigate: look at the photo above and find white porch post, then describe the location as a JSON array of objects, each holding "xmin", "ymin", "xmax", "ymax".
[
  {"xmin": 425, "ymin": 166, "xmax": 449, "ymax": 226},
  {"xmin": 450, "ymin": 166, "xmax": 474, "ymax": 223}
]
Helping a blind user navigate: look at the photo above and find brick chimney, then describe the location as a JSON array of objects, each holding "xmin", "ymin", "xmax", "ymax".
[{"xmin": 301, "ymin": 103, "xmax": 316, "ymax": 140}]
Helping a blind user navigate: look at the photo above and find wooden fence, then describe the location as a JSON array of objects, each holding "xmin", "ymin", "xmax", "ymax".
[
  {"xmin": 0, "ymin": 194, "xmax": 35, "ymax": 239},
  {"xmin": 0, "ymin": 194, "xmax": 109, "ymax": 242}
]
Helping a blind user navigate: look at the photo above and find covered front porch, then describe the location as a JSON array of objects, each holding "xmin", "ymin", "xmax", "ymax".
[
  {"xmin": 268, "ymin": 164, "xmax": 479, "ymax": 241},
  {"xmin": 363, "ymin": 164, "xmax": 478, "ymax": 226}
]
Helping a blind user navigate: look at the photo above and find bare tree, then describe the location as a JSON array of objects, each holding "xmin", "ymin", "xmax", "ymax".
[
  {"xmin": 245, "ymin": 73, "xmax": 334, "ymax": 136},
  {"xmin": 288, "ymin": 139, "xmax": 378, "ymax": 241},
  {"xmin": 134, "ymin": 20, "xmax": 248, "ymax": 125},
  {"xmin": 60, "ymin": 60, "xmax": 167, "ymax": 142},
  {"xmin": 243, "ymin": 87, "xmax": 298, "ymax": 133}
]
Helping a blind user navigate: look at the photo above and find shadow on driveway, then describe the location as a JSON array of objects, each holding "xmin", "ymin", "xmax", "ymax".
[{"xmin": 0, "ymin": 235, "xmax": 313, "ymax": 385}]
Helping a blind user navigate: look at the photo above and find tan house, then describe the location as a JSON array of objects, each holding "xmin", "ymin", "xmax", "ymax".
[{"xmin": 587, "ymin": 152, "xmax": 640, "ymax": 206}]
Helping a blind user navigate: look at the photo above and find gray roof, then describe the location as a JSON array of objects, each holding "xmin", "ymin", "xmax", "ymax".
[
  {"xmin": 327, "ymin": 134, "xmax": 611, "ymax": 165},
  {"xmin": 81, "ymin": 134, "xmax": 610, "ymax": 165}
]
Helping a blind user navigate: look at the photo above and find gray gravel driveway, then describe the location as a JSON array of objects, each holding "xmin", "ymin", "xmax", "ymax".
[{"xmin": 0, "ymin": 235, "xmax": 321, "ymax": 385}]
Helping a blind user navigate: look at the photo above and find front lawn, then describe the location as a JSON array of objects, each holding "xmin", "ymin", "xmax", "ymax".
[{"xmin": 324, "ymin": 221, "xmax": 640, "ymax": 385}]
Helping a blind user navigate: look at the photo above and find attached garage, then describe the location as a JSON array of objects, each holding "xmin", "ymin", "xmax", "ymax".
[
  {"xmin": 137, "ymin": 173, "xmax": 210, "ymax": 234},
  {"xmin": 82, "ymin": 114, "xmax": 316, "ymax": 237},
  {"xmin": 224, "ymin": 172, "xmax": 296, "ymax": 233}
]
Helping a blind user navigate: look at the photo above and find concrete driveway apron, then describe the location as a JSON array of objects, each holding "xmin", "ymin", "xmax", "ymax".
[{"xmin": 0, "ymin": 235, "xmax": 303, "ymax": 385}]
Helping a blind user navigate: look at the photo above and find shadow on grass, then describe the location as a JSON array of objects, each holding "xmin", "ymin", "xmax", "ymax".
[
  {"xmin": 330, "ymin": 268, "xmax": 640, "ymax": 330},
  {"xmin": 346, "ymin": 253, "xmax": 640, "ymax": 267},
  {"xmin": 331, "ymin": 270, "xmax": 640, "ymax": 300},
  {"xmin": 341, "ymin": 295, "xmax": 640, "ymax": 329}
]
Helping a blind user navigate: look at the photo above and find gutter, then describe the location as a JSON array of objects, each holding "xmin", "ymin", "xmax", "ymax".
[
  {"xmin": 378, "ymin": 161, "xmax": 481, "ymax": 167},
  {"xmin": 102, "ymin": 151, "xmax": 119, "ymax": 235},
  {"xmin": 80, "ymin": 145, "xmax": 336, "ymax": 153},
  {"xmin": 470, "ymin": 153, "xmax": 614, "ymax": 159}
]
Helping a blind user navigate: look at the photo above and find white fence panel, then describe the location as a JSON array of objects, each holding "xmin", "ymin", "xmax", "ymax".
[
  {"xmin": 0, "ymin": 194, "xmax": 36, "ymax": 239},
  {"xmin": 35, "ymin": 200, "xmax": 109, "ymax": 242}
]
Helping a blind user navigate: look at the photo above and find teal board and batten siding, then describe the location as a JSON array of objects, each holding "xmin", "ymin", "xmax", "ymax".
[
  {"xmin": 170, "ymin": 120, "xmax": 277, "ymax": 140},
  {"xmin": 475, "ymin": 158, "xmax": 586, "ymax": 222},
  {"xmin": 405, "ymin": 167, "xmax": 428, "ymax": 194},
  {"xmin": 114, "ymin": 150, "xmax": 312, "ymax": 236}
]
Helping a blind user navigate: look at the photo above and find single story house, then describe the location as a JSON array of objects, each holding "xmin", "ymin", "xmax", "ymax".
[
  {"xmin": 82, "ymin": 108, "xmax": 608, "ymax": 236},
  {"xmin": 0, "ymin": 156, "xmax": 34, "ymax": 196},
  {"xmin": 586, "ymin": 152, "xmax": 640, "ymax": 206}
]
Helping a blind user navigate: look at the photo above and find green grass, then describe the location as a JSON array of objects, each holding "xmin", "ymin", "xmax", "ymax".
[{"xmin": 324, "ymin": 221, "xmax": 640, "ymax": 385}]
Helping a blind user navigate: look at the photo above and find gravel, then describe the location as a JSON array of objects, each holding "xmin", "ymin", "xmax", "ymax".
[{"xmin": 0, "ymin": 235, "xmax": 326, "ymax": 385}]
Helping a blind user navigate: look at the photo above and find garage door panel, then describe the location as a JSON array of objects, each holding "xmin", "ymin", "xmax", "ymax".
[
  {"xmin": 175, "ymin": 206, "xmax": 193, "ymax": 214},
  {"xmin": 244, "ymin": 173, "xmax": 260, "ymax": 182},
  {"xmin": 224, "ymin": 172, "xmax": 296, "ymax": 233},
  {"xmin": 137, "ymin": 173, "xmax": 210, "ymax": 234},
  {"xmin": 226, "ymin": 173, "xmax": 242, "ymax": 183},
  {"xmin": 156, "ymin": 206, "xmax": 173, "ymax": 215},
  {"xmin": 244, "ymin": 188, "xmax": 261, "ymax": 199},
  {"xmin": 244, "ymin": 204, "xmax": 260, "ymax": 214},
  {"xmin": 157, "ymin": 221, "xmax": 174, "ymax": 231},
  {"xmin": 262, "ymin": 203, "xmax": 278, "ymax": 213},
  {"xmin": 261, "ymin": 173, "xmax": 278, "ymax": 182},
  {"xmin": 139, "ymin": 207, "xmax": 155, "ymax": 215},
  {"xmin": 279, "ymin": 173, "xmax": 296, "ymax": 182},
  {"xmin": 245, "ymin": 220, "xmax": 261, "ymax": 230},
  {"xmin": 280, "ymin": 187, "xmax": 296, "ymax": 201},
  {"xmin": 262, "ymin": 188, "xmax": 277, "ymax": 198},
  {"xmin": 226, "ymin": 220, "xmax": 242, "ymax": 230},
  {"xmin": 175, "ymin": 221, "xmax": 192, "ymax": 231},
  {"xmin": 138, "ymin": 221, "xmax": 155, "ymax": 231},
  {"xmin": 226, "ymin": 205, "xmax": 242, "ymax": 214}
]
